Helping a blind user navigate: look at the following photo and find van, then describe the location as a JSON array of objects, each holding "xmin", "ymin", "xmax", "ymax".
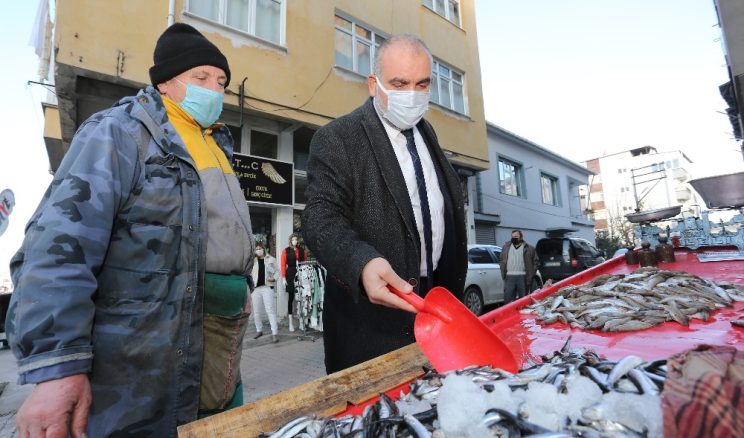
[{"xmin": 536, "ymin": 237, "xmax": 605, "ymax": 281}]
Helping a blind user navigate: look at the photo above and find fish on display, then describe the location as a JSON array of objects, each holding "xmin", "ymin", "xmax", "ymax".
[
  {"xmin": 521, "ymin": 267, "xmax": 744, "ymax": 332},
  {"xmin": 261, "ymin": 337, "xmax": 666, "ymax": 437}
]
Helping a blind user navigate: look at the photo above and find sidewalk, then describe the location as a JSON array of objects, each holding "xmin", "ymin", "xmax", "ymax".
[
  {"xmin": 0, "ymin": 314, "xmax": 326, "ymax": 437},
  {"xmin": 241, "ymin": 314, "xmax": 326, "ymax": 403}
]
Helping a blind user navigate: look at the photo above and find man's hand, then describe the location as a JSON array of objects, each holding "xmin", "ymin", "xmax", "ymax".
[
  {"xmin": 16, "ymin": 374, "xmax": 92, "ymax": 438},
  {"xmin": 361, "ymin": 258, "xmax": 417, "ymax": 313},
  {"xmin": 282, "ymin": 278, "xmax": 287, "ymax": 287}
]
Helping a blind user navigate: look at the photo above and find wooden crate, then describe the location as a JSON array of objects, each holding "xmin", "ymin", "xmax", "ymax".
[{"xmin": 178, "ymin": 343, "xmax": 428, "ymax": 437}]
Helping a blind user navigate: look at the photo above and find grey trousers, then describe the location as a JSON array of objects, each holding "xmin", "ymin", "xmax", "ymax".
[{"xmin": 504, "ymin": 274, "xmax": 527, "ymax": 304}]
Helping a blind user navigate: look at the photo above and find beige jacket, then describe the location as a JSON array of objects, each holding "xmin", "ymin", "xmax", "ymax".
[{"xmin": 251, "ymin": 254, "xmax": 280, "ymax": 288}]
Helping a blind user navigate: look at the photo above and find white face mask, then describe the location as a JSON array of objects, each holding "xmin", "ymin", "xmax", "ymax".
[
  {"xmin": 374, "ymin": 77, "xmax": 430, "ymax": 130},
  {"xmin": 291, "ymin": 239, "xmax": 298, "ymax": 247},
  {"xmin": 255, "ymin": 249, "xmax": 264, "ymax": 257}
]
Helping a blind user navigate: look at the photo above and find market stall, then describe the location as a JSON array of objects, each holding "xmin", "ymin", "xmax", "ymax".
[{"xmin": 178, "ymin": 245, "xmax": 744, "ymax": 437}]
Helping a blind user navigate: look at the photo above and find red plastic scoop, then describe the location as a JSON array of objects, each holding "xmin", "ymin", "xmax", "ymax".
[{"xmin": 389, "ymin": 286, "xmax": 519, "ymax": 373}]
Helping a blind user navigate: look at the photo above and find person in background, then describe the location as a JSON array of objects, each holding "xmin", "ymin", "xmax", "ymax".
[
  {"xmin": 280, "ymin": 233, "xmax": 306, "ymax": 332},
  {"xmin": 499, "ymin": 229, "xmax": 539, "ymax": 303},
  {"xmin": 7, "ymin": 23, "xmax": 254, "ymax": 437},
  {"xmin": 251, "ymin": 242, "xmax": 280, "ymax": 343},
  {"xmin": 301, "ymin": 34, "xmax": 467, "ymax": 374}
]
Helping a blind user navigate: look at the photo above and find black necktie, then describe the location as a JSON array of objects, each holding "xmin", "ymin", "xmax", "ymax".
[{"xmin": 402, "ymin": 129, "xmax": 433, "ymax": 292}]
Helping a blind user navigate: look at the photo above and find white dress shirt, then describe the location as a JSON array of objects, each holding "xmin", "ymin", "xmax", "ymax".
[{"xmin": 376, "ymin": 111, "xmax": 445, "ymax": 277}]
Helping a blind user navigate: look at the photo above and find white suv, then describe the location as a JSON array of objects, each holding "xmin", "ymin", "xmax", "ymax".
[{"xmin": 463, "ymin": 244, "xmax": 543, "ymax": 315}]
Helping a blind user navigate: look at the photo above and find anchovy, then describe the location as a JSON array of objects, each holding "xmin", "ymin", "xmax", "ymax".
[
  {"xmin": 606, "ymin": 355, "xmax": 644, "ymax": 387},
  {"xmin": 266, "ymin": 416, "xmax": 314, "ymax": 438},
  {"xmin": 525, "ymin": 267, "xmax": 741, "ymax": 333},
  {"xmin": 485, "ymin": 408, "xmax": 552, "ymax": 435},
  {"xmin": 627, "ymin": 368, "xmax": 659, "ymax": 395},
  {"xmin": 580, "ymin": 364, "xmax": 611, "ymax": 393},
  {"xmin": 412, "ymin": 407, "xmax": 437, "ymax": 423},
  {"xmin": 265, "ymin": 347, "xmax": 669, "ymax": 437},
  {"xmin": 378, "ymin": 393, "xmax": 399, "ymax": 419},
  {"xmin": 403, "ymin": 414, "xmax": 431, "ymax": 438},
  {"xmin": 609, "ymin": 319, "xmax": 655, "ymax": 332}
]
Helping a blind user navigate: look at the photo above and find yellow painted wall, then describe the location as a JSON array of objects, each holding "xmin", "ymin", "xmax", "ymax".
[
  {"xmin": 42, "ymin": 105, "xmax": 61, "ymax": 139},
  {"xmin": 54, "ymin": 0, "xmax": 488, "ymax": 169}
]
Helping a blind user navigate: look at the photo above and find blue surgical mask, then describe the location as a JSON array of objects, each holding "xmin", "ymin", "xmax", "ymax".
[{"xmin": 177, "ymin": 80, "xmax": 224, "ymax": 127}]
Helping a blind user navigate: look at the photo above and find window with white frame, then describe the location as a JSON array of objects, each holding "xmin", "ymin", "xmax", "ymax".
[
  {"xmin": 422, "ymin": 0, "xmax": 460, "ymax": 26},
  {"xmin": 498, "ymin": 158, "xmax": 523, "ymax": 197},
  {"xmin": 541, "ymin": 173, "xmax": 560, "ymax": 206},
  {"xmin": 187, "ymin": 0, "xmax": 284, "ymax": 45},
  {"xmin": 431, "ymin": 60, "xmax": 466, "ymax": 114},
  {"xmin": 334, "ymin": 15, "xmax": 385, "ymax": 76}
]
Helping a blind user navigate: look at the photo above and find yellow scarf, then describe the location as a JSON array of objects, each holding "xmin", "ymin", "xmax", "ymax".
[{"xmin": 162, "ymin": 96, "xmax": 234, "ymax": 174}]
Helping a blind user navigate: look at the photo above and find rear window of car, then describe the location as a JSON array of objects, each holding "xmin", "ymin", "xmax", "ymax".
[
  {"xmin": 536, "ymin": 239, "xmax": 563, "ymax": 257},
  {"xmin": 573, "ymin": 239, "xmax": 596, "ymax": 256},
  {"xmin": 469, "ymin": 248, "xmax": 495, "ymax": 264}
]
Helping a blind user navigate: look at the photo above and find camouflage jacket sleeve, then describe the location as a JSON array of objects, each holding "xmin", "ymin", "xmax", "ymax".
[{"xmin": 8, "ymin": 112, "xmax": 140, "ymax": 382}]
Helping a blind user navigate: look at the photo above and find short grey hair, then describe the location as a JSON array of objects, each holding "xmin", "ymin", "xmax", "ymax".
[{"xmin": 373, "ymin": 34, "xmax": 433, "ymax": 77}]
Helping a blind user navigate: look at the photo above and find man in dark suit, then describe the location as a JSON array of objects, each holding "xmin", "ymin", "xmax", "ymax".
[{"xmin": 302, "ymin": 34, "xmax": 467, "ymax": 374}]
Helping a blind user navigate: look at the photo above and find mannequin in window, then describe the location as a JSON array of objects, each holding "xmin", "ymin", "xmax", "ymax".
[
  {"xmin": 280, "ymin": 233, "xmax": 306, "ymax": 332},
  {"xmin": 250, "ymin": 242, "xmax": 280, "ymax": 343}
]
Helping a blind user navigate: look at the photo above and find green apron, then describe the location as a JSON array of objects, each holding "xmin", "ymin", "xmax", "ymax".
[{"xmin": 198, "ymin": 273, "xmax": 249, "ymax": 416}]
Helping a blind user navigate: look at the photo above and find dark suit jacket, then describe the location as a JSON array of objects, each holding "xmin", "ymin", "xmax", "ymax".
[{"xmin": 301, "ymin": 99, "xmax": 467, "ymax": 373}]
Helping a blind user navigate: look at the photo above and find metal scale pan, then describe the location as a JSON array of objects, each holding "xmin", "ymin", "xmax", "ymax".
[
  {"xmin": 688, "ymin": 171, "xmax": 744, "ymax": 209},
  {"xmin": 625, "ymin": 205, "xmax": 682, "ymax": 223}
]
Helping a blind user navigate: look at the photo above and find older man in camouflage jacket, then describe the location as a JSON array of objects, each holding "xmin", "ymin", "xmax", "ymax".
[{"xmin": 7, "ymin": 23, "xmax": 254, "ymax": 437}]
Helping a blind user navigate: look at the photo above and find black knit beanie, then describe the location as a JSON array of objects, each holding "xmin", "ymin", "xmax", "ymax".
[{"xmin": 149, "ymin": 23, "xmax": 231, "ymax": 87}]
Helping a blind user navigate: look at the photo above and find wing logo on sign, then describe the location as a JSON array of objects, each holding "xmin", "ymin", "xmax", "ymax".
[{"xmin": 262, "ymin": 162, "xmax": 286, "ymax": 184}]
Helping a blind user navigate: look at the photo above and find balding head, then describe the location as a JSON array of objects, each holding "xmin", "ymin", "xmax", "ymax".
[
  {"xmin": 367, "ymin": 34, "xmax": 433, "ymax": 103},
  {"xmin": 373, "ymin": 34, "xmax": 432, "ymax": 77}
]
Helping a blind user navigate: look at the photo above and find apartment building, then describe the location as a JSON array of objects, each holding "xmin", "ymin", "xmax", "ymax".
[
  {"xmin": 714, "ymin": 0, "xmax": 744, "ymax": 154},
  {"xmin": 36, "ymin": 0, "xmax": 487, "ymax": 252},
  {"xmin": 33, "ymin": 0, "xmax": 488, "ymax": 316},
  {"xmin": 471, "ymin": 123, "xmax": 595, "ymax": 246},
  {"xmin": 583, "ymin": 146, "xmax": 700, "ymax": 234}
]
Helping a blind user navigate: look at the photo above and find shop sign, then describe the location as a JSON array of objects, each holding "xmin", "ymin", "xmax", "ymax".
[
  {"xmin": 0, "ymin": 189, "xmax": 15, "ymax": 237},
  {"xmin": 232, "ymin": 154, "xmax": 294, "ymax": 206}
]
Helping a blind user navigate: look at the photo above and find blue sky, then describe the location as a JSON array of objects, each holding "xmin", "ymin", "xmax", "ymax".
[{"xmin": 0, "ymin": 0, "xmax": 742, "ymax": 281}]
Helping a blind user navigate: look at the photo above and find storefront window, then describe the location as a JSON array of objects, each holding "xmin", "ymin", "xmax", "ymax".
[
  {"xmin": 250, "ymin": 130, "xmax": 278, "ymax": 158},
  {"xmin": 294, "ymin": 174, "xmax": 307, "ymax": 205},
  {"xmin": 293, "ymin": 127, "xmax": 314, "ymax": 171},
  {"xmin": 249, "ymin": 205, "xmax": 275, "ymax": 255},
  {"xmin": 227, "ymin": 125, "xmax": 243, "ymax": 152}
]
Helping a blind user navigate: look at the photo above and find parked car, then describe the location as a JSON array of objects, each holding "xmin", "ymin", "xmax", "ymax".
[
  {"xmin": 463, "ymin": 244, "xmax": 543, "ymax": 315},
  {"xmin": 536, "ymin": 237, "xmax": 606, "ymax": 282}
]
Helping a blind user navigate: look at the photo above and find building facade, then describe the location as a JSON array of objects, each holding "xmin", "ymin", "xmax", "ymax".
[
  {"xmin": 471, "ymin": 123, "xmax": 595, "ymax": 247},
  {"xmin": 583, "ymin": 146, "xmax": 701, "ymax": 237},
  {"xmin": 35, "ymin": 0, "xmax": 489, "ymax": 316},
  {"xmin": 714, "ymin": 0, "xmax": 744, "ymax": 155}
]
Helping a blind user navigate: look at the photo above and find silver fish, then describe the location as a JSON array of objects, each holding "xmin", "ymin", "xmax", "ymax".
[{"xmin": 606, "ymin": 355, "xmax": 644, "ymax": 386}]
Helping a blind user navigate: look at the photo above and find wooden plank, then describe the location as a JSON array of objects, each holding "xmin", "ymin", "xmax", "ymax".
[{"xmin": 178, "ymin": 343, "xmax": 429, "ymax": 437}]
